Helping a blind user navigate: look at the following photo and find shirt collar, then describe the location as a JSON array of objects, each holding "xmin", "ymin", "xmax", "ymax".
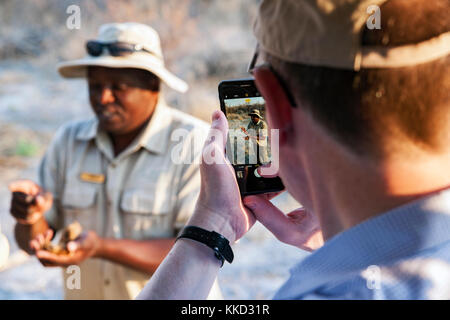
[
  {"xmin": 277, "ymin": 187, "xmax": 450, "ymax": 296},
  {"xmin": 75, "ymin": 98, "xmax": 172, "ymax": 155}
]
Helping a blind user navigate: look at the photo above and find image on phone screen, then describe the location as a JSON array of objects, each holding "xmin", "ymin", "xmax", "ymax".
[{"xmin": 219, "ymin": 79, "xmax": 284, "ymax": 196}]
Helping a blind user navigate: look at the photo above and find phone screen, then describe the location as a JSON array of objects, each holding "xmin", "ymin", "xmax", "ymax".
[{"xmin": 219, "ymin": 79, "xmax": 284, "ymax": 196}]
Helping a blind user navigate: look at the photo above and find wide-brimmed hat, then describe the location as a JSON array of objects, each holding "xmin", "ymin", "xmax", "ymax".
[
  {"xmin": 248, "ymin": 109, "xmax": 263, "ymax": 119},
  {"xmin": 57, "ymin": 22, "xmax": 188, "ymax": 92}
]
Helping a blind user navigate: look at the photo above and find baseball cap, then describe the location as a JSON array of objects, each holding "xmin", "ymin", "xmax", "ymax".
[
  {"xmin": 57, "ymin": 22, "xmax": 188, "ymax": 92},
  {"xmin": 253, "ymin": 0, "xmax": 450, "ymax": 70}
]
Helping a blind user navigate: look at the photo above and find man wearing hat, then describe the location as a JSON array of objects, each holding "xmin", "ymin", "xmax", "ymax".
[
  {"xmin": 241, "ymin": 109, "xmax": 269, "ymax": 164},
  {"xmin": 9, "ymin": 22, "xmax": 222, "ymax": 299},
  {"xmin": 138, "ymin": 0, "xmax": 450, "ymax": 300}
]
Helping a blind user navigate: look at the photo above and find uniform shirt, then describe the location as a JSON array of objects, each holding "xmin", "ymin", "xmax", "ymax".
[
  {"xmin": 245, "ymin": 119, "xmax": 268, "ymax": 164},
  {"xmin": 38, "ymin": 99, "xmax": 222, "ymax": 299},
  {"xmin": 274, "ymin": 188, "xmax": 450, "ymax": 300}
]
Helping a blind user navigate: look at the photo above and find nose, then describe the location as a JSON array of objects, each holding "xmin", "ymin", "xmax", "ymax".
[{"xmin": 100, "ymin": 86, "xmax": 115, "ymax": 104}]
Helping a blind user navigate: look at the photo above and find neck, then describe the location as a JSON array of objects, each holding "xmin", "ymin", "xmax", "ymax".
[
  {"xmin": 317, "ymin": 152, "xmax": 450, "ymax": 240},
  {"xmin": 109, "ymin": 119, "xmax": 149, "ymax": 157},
  {"xmin": 297, "ymin": 115, "xmax": 450, "ymax": 241}
]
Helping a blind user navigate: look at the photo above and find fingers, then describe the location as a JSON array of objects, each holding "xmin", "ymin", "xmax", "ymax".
[
  {"xmin": 30, "ymin": 233, "xmax": 45, "ymax": 253},
  {"xmin": 9, "ymin": 180, "xmax": 52, "ymax": 211},
  {"xmin": 29, "ymin": 239, "xmax": 41, "ymax": 252},
  {"xmin": 256, "ymin": 164, "xmax": 280, "ymax": 178},
  {"xmin": 44, "ymin": 229, "xmax": 54, "ymax": 243},
  {"xmin": 67, "ymin": 231, "xmax": 89, "ymax": 253},
  {"xmin": 10, "ymin": 200, "xmax": 44, "ymax": 224},
  {"xmin": 35, "ymin": 250, "xmax": 74, "ymax": 266},
  {"xmin": 8, "ymin": 180, "xmax": 40, "ymax": 195},
  {"xmin": 10, "ymin": 189, "xmax": 52, "ymax": 224},
  {"xmin": 66, "ymin": 241, "xmax": 80, "ymax": 253},
  {"xmin": 36, "ymin": 192, "xmax": 53, "ymax": 212},
  {"xmin": 10, "ymin": 199, "xmax": 37, "ymax": 219},
  {"xmin": 202, "ymin": 111, "xmax": 230, "ymax": 166},
  {"xmin": 29, "ymin": 229, "xmax": 53, "ymax": 253},
  {"xmin": 205, "ymin": 111, "xmax": 228, "ymax": 150},
  {"xmin": 243, "ymin": 195, "xmax": 296, "ymax": 242}
]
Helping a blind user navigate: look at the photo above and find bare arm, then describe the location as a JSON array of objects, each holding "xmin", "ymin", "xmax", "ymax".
[
  {"xmin": 96, "ymin": 237, "xmax": 175, "ymax": 274},
  {"xmin": 137, "ymin": 236, "xmax": 222, "ymax": 299},
  {"xmin": 14, "ymin": 216, "xmax": 50, "ymax": 254},
  {"xmin": 31, "ymin": 230, "xmax": 177, "ymax": 274}
]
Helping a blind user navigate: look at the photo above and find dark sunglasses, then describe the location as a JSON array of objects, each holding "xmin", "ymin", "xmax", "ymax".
[
  {"xmin": 86, "ymin": 41, "xmax": 158, "ymax": 58},
  {"xmin": 248, "ymin": 44, "xmax": 297, "ymax": 107}
]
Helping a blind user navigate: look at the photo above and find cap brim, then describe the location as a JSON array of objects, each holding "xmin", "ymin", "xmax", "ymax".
[{"xmin": 57, "ymin": 55, "xmax": 188, "ymax": 93}]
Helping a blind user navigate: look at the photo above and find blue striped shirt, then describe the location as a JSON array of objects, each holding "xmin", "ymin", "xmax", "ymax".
[{"xmin": 274, "ymin": 188, "xmax": 450, "ymax": 300}]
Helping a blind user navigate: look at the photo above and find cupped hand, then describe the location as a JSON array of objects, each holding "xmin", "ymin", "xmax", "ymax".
[{"xmin": 30, "ymin": 229, "xmax": 102, "ymax": 267}]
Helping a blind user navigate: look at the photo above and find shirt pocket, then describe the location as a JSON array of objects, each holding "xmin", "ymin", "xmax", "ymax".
[
  {"xmin": 62, "ymin": 183, "xmax": 98, "ymax": 231},
  {"xmin": 120, "ymin": 188, "xmax": 173, "ymax": 240}
]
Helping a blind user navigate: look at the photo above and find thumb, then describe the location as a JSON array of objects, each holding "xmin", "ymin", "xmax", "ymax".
[
  {"xmin": 8, "ymin": 180, "xmax": 40, "ymax": 195},
  {"xmin": 35, "ymin": 192, "xmax": 53, "ymax": 212},
  {"xmin": 244, "ymin": 195, "xmax": 295, "ymax": 242},
  {"xmin": 202, "ymin": 111, "xmax": 229, "ymax": 166},
  {"xmin": 67, "ymin": 231, "xmax": 88, "ymax": 253},
  {"xmin": 256, "ymin": 164, "xmax": 279, "ymax": 178},
  {"xmin": 206, "ymin": 111, "xmax": 228, "ymax": 150},
  {"xmin": 66, "ymin": 240, "xmax": 80, "ymax": 253}
]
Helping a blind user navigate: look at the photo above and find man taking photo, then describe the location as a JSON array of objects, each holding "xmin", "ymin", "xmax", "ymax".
[{"xmin": 138, "ymin": 0, "xmax": 450, "ymax": 299}]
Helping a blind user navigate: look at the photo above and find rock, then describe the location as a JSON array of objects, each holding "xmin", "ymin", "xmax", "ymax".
[{"xmin": 43, "ymin": 221, "xmax": 83, "ymax": 255}]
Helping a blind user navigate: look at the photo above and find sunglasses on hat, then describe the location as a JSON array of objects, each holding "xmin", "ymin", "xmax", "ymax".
[{"xmin": 86, "ymin": 41, "xmax": 158, "ymax": 58}]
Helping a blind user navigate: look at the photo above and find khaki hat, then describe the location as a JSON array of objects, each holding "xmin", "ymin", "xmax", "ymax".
[
  {"xmin": 57, "ymin": 22, "xmax": 188, "ymax": 92},
  {"xmin": 249, "ymin": 109, "xmax": 263, "ymax": 119},
  {"xmin": 253, "ymin": 0, "xmax": 450, "ymax": 70}
]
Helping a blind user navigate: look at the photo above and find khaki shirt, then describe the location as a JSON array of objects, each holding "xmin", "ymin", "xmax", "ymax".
[
  {"xmin": 39, "ymin": 99, "xmax": 222, "ymax": 299},
  {"xmin": 246, "ymin": 119, "xmax": 269, "ymax": 164}
]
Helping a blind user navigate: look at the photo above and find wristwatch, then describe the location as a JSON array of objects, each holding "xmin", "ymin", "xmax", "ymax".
[{"xmin": 176, "ymin": 226, "xmax": 234, "ymax": 267}]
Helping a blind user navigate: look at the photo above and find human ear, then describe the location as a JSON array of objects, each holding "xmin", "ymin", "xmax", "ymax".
[{"xmin": 253, "ymin": 66, "xmax": 294, "ymax": 146}]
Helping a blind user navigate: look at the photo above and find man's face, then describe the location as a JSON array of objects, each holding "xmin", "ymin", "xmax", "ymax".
[
  {"xmin": 251, "ymin": 115, "xmax": 260, "ymax": 124},
  {"xmin": 87, "ymin": 66, "xmax": 160, "ymax": 135}
]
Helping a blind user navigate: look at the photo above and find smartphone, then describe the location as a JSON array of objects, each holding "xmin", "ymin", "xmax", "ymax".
[{"xmin": 218, "ymin": 78, "xmax": 285, "ymax": 196}]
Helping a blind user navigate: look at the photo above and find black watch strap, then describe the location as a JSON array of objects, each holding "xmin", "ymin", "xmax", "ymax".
[{"xmin": 176, "ymin": 226, "xmax": 234, "ymax": 267}]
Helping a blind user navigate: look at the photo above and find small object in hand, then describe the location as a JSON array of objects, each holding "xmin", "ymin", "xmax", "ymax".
[{"xmin": 43, "ymin": 222, "xmax": 83, "ymax": 255}]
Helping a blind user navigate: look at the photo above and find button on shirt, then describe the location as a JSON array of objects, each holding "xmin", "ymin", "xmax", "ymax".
[
  {"xmin": 274, "ymin": 188, "xmax": 450, "ymax": 300},
  {"xmin": 38, "ymin": 99, "xmax": 222, "ymax": 299}
]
